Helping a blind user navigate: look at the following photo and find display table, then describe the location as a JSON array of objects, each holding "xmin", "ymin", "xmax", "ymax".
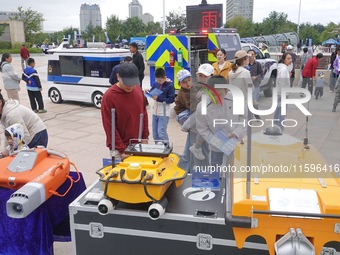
[{"xmin": 0, "ymin": 172, "xmax": 86, "ymax": 255}]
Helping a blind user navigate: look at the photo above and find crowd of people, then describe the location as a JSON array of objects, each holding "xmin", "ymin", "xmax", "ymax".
[
  {"xmin": 0, "ymin": 49, "xmax": 48, "ymax": 158},
  {"xmin": 1, "ymin": 42, "xmax": 339, "ymax": 171}
]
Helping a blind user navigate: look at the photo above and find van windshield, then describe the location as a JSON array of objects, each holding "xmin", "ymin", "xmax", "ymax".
[{"xmin": 216, "ymin": 34, "xmax": 241, "ymax": 61}]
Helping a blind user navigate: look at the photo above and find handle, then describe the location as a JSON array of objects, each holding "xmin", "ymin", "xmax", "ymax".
[{"xmin": 120, "ymin": 169, "xmax": 146, "ymax": 184}]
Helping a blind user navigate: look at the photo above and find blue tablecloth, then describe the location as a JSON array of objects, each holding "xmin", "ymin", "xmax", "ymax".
[{"xmin": 0, "ymin": 172, "xmax": 86, "ymax": 255}]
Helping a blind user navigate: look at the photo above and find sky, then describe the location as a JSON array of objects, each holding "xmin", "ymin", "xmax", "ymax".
[{"xmin": 1, "ymin": 0, "xmax": 340, "ymax": 32}]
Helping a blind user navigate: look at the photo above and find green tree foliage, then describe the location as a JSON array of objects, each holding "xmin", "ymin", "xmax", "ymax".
[
  {"xmin": 0, "ymin": 24, "xmax": 5, "ymax": 37},
  {"xmin": 225, "ymin": 16, "xmax": 255, "ymax": 37},
  {"xmin": 105, "ymin": 15, "xmax": 122, "ymax": 43},
  {"xmin": 82, "ymin": 24, "xmax": 104, "ymax": 42},
  {"xmin": 299, "ymin": 23, "xmax": 321, "ymax": 44},
  {"xmin": 121, "ymin": 17, "xmax": 146, "ymax": 39},
  {"xmin": 165, "ymin": 9, "xmax": 186, "ymax": 30},
  {"xmin": 9, "ymin": 6, "xmax": 44, "ymax": 43},
  {"xmin": 257, "ymin": 11, "xmax": 295, "ymax": 35},
  {"xmin": 145, "ymin": 22, "xmax": 162, "ymax": 35}
]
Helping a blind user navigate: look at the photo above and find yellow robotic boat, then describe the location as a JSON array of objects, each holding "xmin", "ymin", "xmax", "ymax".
[{"xmin": 228, "ymin": 126, "xmax": 340, "ymax": 255}]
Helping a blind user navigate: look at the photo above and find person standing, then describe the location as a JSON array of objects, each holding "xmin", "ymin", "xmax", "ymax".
[
  {"xmin": 22, "ymin": 58, "xmax": 47, "ymax": 113},
  {"xmin": 247, "ymin": 49, "xmax": 263, "ymax": 119},
  {"xmin": 20, "ymin": 44, "xmax": 30, "ymax": 71},
  {"xmin": 0, "ymin": 92, "xmax": 48, "ymax": 148},
  {"xmin": 274, "ymin": 53, "xmax": 292, "ymax": 130},
  {"xmin": 109, "ymin": 56, "xmax": 133, "ymax": 85},
  {"xmin": 101, "ymin": 62, "xmax": 149, "ymax": 159},
  {"xmin": 129, "ymin": 42, "xmax": 147, "ymax": 105},
  {"xmin": 129, "ymin": 42, "xmax": 145, "ymax": 87},
  {"xmin": 228, "ymin": 50, "xmax": 253, "ymax": 99},
  {"xmin": 286, "ymin": 45, "xmax": 297, "ymax": 87},
  {"xmin": 212, "ymin": 49, "xmax": 232, "ymax": 80},
  {"xmin": 298, "ymin": 47, "xmax": 312, "ymax": 87},
  {"xmin": 148, "ymin": 68, "xmax": 175, "ymax": 143},
  {"xmin": 332, "ymin": 76, "xmax": 340, "ymax": 112},
  {"xmin": 301, "ymin": 53, "xmax": 323, "ymax": 96},
  {"xmin": 0, "ymin": 53, "xmax": 21, "ymax": 101},
  {"xmin": 329, "ymin": 46, "xmax": 340, "ymax": 93}
]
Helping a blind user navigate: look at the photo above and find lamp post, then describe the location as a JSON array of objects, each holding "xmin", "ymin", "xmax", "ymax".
[
  {"xmin": 297, "ymin": 0, "xmax": 302, "ymax": 36},
  {"xmin": 163, "ymin": 0, "xmax": 165, "ymax": 34}
]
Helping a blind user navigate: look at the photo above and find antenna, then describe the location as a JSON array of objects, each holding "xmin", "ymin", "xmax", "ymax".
[
  {"xmin": 200, "ymin": 0, "xmax": 208, "ymax": 5},
  {"xmin": 111, "ymin": 108, "xmax": 116, "ymax": 168},
  {"xmin": 303, "ymin": 100, "xmax": 310, "ymax": 149}
]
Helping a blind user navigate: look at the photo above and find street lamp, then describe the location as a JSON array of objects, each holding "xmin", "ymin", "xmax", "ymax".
[
  {"xmin": 163, "ymin": 0, "xmax": 165, "ymax": 34},
  {"xmin": 297, "ymin": 0, "xmax": 302, "ymax": 36}
]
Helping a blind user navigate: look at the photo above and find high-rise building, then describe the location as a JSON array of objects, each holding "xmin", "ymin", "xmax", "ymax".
[
  {"xmin": 129, "ymin": 0, "xmax": 143, "ymax": 18},
  {"xmin": 141, "ymin": 13, "xmax": 154, "ymax": 24},
  {"xmin": 80, "ymin": 3, "xmax": 102, "ymax": 32},
  {"xmin": 226, "ymin": 0, "xmax": 253, "ymax": 22}
]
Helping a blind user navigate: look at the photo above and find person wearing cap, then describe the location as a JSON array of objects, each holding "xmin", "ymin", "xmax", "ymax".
[
  {"xmin": 109, "ymin": 56, "xmax": 133, "ymax": 85},
  {"xmin": 212, "ymin": 49, "xmax": 232, "ymax": 80},
  {"xmin": 183, "ymin": 63, "xmax": 214, "ymax": 162},
  {"xmin": 286, "ymin": 45, "xmax": 297, "ymax": 87},
  {"xmin": 274, "ymin": 53, "xmax": 292, "ymax": 130},
  {"xmin": 314, "ymin": 72, "xmax": 325, "ymax": 100},
  {"xmin": 101, "ymin": 62, "xmax": 149, "ymax": 159},
  {"xmin": 260, "ymin": 44, "xmax": 270, "ymax": 58},
  {"xmin": 196, "ymin": 75, "xmax": 246, "ymax": 167},
  {"xmin": 0, "ymin": 91, "xmax": 48, "ymax": 149},
  {"xmin": 229, "ymin": 50, "xmax": 254, "ymax": 101},
  {"xmin": 20, "ymin": 44, "xmax": 30, "ymax": 71},
  {"xmin": 146, "ymin": 68, "xmax": 175, "ymax": 143},
  {"xmin": 247, "ymin": 49, "xmax": 263, "ymax": 120}
]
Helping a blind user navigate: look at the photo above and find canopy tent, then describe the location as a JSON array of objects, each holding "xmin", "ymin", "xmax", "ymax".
[{"xmin": 322, "ymin": 38, "xmax": 339, "ymax": 45}]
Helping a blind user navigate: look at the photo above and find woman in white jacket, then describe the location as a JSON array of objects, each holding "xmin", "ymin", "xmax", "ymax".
[
  {"xmin": 196, "ymin": 76, "xmax": 246, "ymax": 166},
  {"xmin": 0, "ymin": 53, "xmax": 21, "ymax": 101},
  {"xmin": 274, "ymin": 53, "xmax": 292, "ymax": 130},
  {"xmin": 228, "ymin": 50, "xmax": 253, "ymax": 100}
]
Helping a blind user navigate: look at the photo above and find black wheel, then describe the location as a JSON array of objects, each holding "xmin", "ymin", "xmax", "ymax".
[
  {"xmin": 263, "ymin": 74, "xmax": 276, "ymax": 97},
  {"xmin": 92, "ymin": 91, "xmax": 103, "ymax": 109},
  {"xmin": 48, "ymin": 87, "xmax": 63, "ymax": 104}
]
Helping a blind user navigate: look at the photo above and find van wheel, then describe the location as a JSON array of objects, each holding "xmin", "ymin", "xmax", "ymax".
[
  {"xmin": 92, "ymin": 92, "xmax": 103, "ymax": 109},
  {"xmin": 49, "ymin": 88, "xmax": 63, "ymax": 103},
  {"xmin": 263, "ymin": 74, "xmax": 276, "ymax": 97}
]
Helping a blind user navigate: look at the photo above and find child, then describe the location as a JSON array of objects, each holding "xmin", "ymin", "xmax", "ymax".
[
  {"xmin": 22, "ymin": 58, "xmax": 47, "ymax": 113},
  {"xmin": 314, "ymin": 72, "xmax": 325, "ymax": 100},
  {"xmin": 174, "ymin": 68, "xmax": 210, "ymax": 162},
  {"xmin": 148, "ymin": 68, "xmax": 175, "ymax": 143},
  {"xmin": 332, "ymin": 75, "xmax": 340, "ymax": 112},
  {"xmin": 1, "ymin": 123, "xmax": 29, "ymax": 157}
]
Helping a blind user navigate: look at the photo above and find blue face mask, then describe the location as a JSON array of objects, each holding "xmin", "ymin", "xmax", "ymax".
[{"xmin": 245, "ymin": 65, "xmax": 250, "ymax": 71}]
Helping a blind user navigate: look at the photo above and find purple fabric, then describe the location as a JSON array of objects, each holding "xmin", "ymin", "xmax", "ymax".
[{"xmin": 0, "ymin": 172, "xmax": 86, "ymax": 255}]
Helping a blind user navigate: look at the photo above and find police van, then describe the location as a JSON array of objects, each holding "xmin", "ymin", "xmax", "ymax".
[{"xmin": 47, "ymin": 39, "xmax": 131, "ymax": 108}]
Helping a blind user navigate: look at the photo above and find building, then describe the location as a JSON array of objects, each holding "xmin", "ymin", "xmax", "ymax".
[
  {"xmin": 0, "ymin": 20, "xmax": 25, "ymax": 44},
  {"xmin": 226, "ymin": 0, "xmax": 253, "ymax": 22},
  {"xmin": 80, "ymin": 3, "xmax": 102, "ymax": 32},
  {"xmin": 141, "ymin": 13, "xmax": 154, "ymax": 24},
  {"xmin": 129, "ymin": 0, "xmax": 143, "ymax": 18}
]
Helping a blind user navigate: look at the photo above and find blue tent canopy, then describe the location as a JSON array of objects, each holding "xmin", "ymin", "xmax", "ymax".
[{"xmin": 322, "ymin": 38, "xmax": 339, "ymax": 45}]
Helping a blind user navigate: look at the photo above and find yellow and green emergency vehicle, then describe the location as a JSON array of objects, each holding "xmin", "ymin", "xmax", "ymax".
[{"xmin": 146, "ymin": 28, "xmax": 242, "ymax": 89}]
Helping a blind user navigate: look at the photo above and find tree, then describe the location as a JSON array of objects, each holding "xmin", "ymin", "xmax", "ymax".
[
  {"xmin": 105, "ymin": 15, "xmax": 122, "ymax": 44},
  {"xmin": 299, "ymin": 23, "xmax": 322, "ymax": 45},
  {"xmin": 0, "ymin": 24, "xmax": 5, "ymax": 37},
  {"xmin": 82, "ymin": 24, "xmax": 104, "ymax": 43},
  {"xmin": 225, "ymin": 16, "xmax": 255, "ymax": 38},
  {"xmin": 165, "ymin": 9, "xmax": 186, "ymax": 30},
  {"xmin": 9, "ymin": 6, "xmax": 44, "ymax": 43},
  {"xmin": 258, "ymin": 11, "xmax": 296, "ymax": 35},
  {"xmin": 145, "ymin": 22, "xmax": 162, "ymax": 35},
  {"xmin": 121, "ymin": 17, "xmax": 146, "ymax": 39}
]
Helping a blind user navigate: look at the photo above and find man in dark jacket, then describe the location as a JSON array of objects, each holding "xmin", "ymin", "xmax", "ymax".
[{"xmin": 129, "ymin": 42, "xmax": 145, "ymax": 86}]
